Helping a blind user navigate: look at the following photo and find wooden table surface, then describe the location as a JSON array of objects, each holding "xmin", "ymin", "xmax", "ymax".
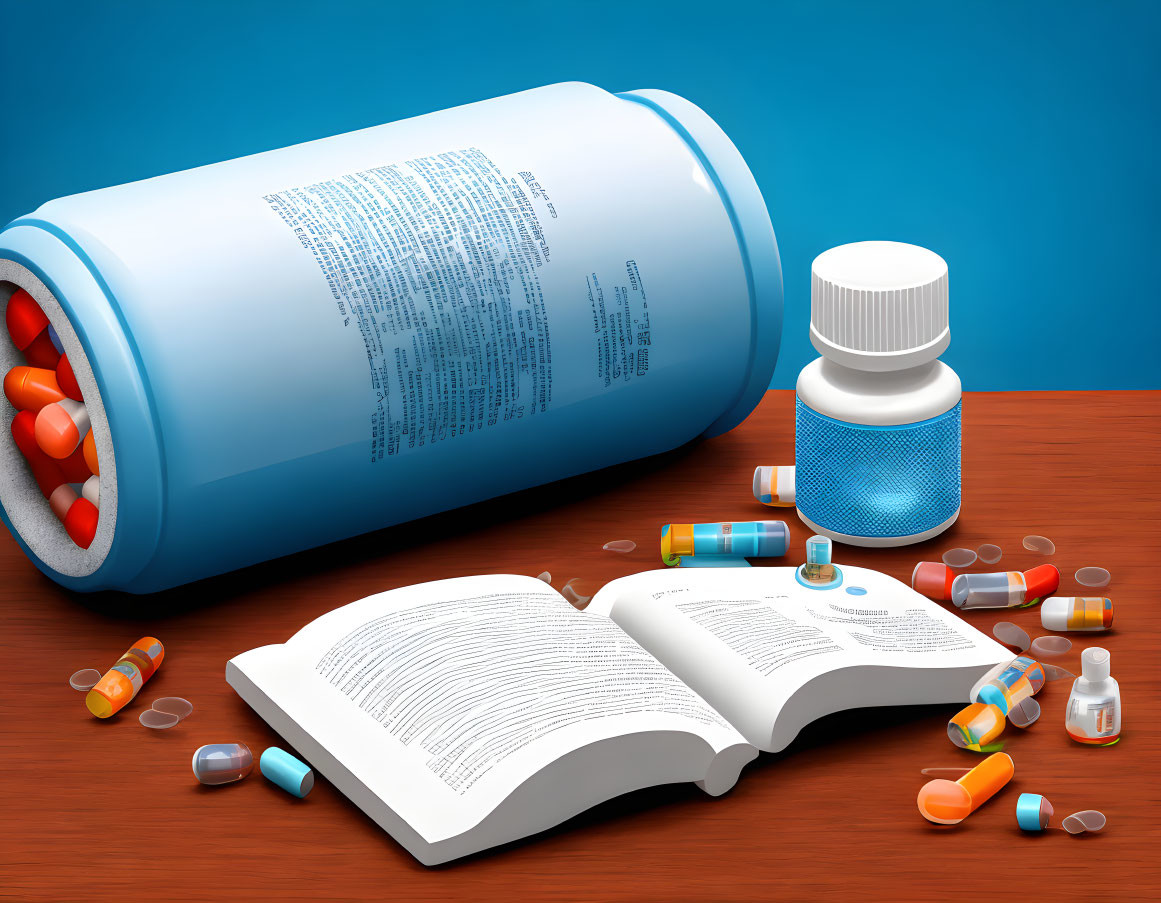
[{"xmin": 2, "ymin": 390, "xmax": 1158, "ymax": 902}]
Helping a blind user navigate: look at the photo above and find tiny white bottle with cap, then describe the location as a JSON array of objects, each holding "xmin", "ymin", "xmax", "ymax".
[
  {"xmin": 795, "ymin": 240, "xmax": 961, "ymax": 546},
  {"xmin": 1065, "ymin": 647, "xmax": 1122, "ymax": 745}
]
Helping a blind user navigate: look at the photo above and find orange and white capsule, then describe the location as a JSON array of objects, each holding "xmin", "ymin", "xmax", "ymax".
[
  {"xmin": 85, "ymin": 637, "xmax": 165, "ymax": 719},
  {"xmin": 4, "ymin": 288, "xmax": 49, "ymax": 350},
  {"xmin": 752, "ymin": 465, "xmax": 796, "ymax": 506},
  {"xmin": 3, "ymin": 366, "xmax": 64, "ymax": 412},
  {"xmin": 917, "ymin": 752, "xmax": 1014, "ymax": 825},
  {"xmin": 35, "ymin": 398, "xmax": 90, "ymax": 459},
  {"xmin": 1041, "ymin": 596, "xmax": 1113, "ymax": 632}
]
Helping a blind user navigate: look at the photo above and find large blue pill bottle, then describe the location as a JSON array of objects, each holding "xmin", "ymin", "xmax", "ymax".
[
  {"xmin": 0, "ymin": 83, "xmax": 783, "ymax": 592},
  {"xmin": 795, "ymin": 241, "xmax": 961, "ymax": 547}
]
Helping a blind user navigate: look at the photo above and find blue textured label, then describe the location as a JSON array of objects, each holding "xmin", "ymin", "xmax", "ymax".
[{"xmin": 795, "ymin": 399, "xmax": 961, "ymax": 539}]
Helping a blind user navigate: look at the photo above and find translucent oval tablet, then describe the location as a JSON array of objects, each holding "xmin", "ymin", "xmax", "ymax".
[
  {"xmin": 68, "ymin": 668, "xmax": 102, "ymax": 691},
  {"xmin": 1007, "ymin": 697, "xmax": 1041, "ymax": 729},
  {"xmin": 1043, "ymin": 664, "xmax": 1075, "ymax": 681},
  {"xmin": 942, "ymin": 548, "xmax": 977, "ymax": 568},
  {"xmin": 1022, "ymin": 535, "xmax": 1055, "ymax": 555},
  {"xmin": 977, "ymin": 544, "xmax": 1002, "ymax": 564},
  {"xmin": 1075, "ymin": 567, "xmax": 1111, "ymax": 588},
  {"xmin": 1062, "ymin": 810, "xmax": 1106, "ymax": 834},
  {"xmin": 536, "ymin": 571, "xmax": 552, "ymax": 584},
  {"xmin": 603, "ymin": 539, "xmax": 637, "ymax": 553},
  {"xmin": 139, "ymin": 709, "xmax": 180, "ymax": 730},
  {"xmin": 152, "ymin": 697, "xmax": 194, "ymax": 721},
  {"xmin": 562, "ymin": 577, "xmax": 599, "ymax": 610},
  {"xmin": 192, "ymin": 743, "xmax": 254, "ymax": 786},
  {"xmin": 992, "ymin": 621, "xmax": 1031, "ymax": 651},
  {"xmin": 1029, "ymin": 635, "xmax": 1072, "ymax": 658}
]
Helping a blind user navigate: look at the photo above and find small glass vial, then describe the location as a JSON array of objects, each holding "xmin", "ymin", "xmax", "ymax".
[{"xmin": 1065, "ymin": 648, "xmax": 1121, "ymax": 745}]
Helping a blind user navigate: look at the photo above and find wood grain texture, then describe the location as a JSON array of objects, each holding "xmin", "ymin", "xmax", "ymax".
[{"xmin": 1, "ymin": 390, "xmax": 1158, "ymax": 902}]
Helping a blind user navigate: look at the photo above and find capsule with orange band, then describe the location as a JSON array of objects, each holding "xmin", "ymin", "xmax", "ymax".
[{"xmin": 85, "ymin": 638, "xmax": 165, "ymax": 718}]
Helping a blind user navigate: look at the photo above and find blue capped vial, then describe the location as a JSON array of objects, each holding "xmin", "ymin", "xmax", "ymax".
[{"xmin": 192, "ymin": 743, "xmax": 254, "ymax": 786}]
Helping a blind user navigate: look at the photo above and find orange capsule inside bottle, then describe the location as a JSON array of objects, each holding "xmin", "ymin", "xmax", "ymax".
[
  {"xmin": 917, "ymin": 752, "xmax": 1014, "ymax": 825},
  {"xmin": 35, "ymin": 398, "xmax": 90, "ymax": 459},
  {"xmin": 82, "ymin": 429, "xmax": 99, "ymax": 476},
  {"xmin": 3, "ymin": 366, "xmax": 64, "ymax": 412}
]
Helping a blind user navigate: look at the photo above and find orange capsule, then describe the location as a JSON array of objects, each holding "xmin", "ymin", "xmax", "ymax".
[
  {"xmin": 85, "ymin": 637, "xmax": 164, "ymax": 718},
  {"xmin": 917, "ymin": 752, "xmax": 1014, "ymax": 825},
  {"xmin": 64, "ymin": 497, "xmax": 99, "ymax": 549},
  {"xmin": 22, "ymin": 330, "xmax": 61, "ymax": 369},
  {"xmin": 4, "ymin": 366, "xmax": 64, "ymax": 412},
  {"xmin": 82, "ymin": 429, "xmax": 99, "ymax": 476},
  {"xmin": 56, "ymin": 353, "xmax": 83, "ymax": 401},
  {"xmin": 4, "ymin": 288, "xmax": 49, "ymax": 350},
  {"xmin": 35, "ymin": 398, "xmax": 90, "ymax": 459},
  {"xmin": 10, "ymin": 410, "xmax": 66, "ymax": 498}
]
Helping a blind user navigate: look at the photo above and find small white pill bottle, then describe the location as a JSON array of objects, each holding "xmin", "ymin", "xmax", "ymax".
[{"xmin": 795, "ymin": 241, "xmax": 961, "ymax": 546}]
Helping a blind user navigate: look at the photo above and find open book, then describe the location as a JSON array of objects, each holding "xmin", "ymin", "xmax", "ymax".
[{"xmin": 227, "ymin": 566, "xmax": 1010, "ymax": 864}]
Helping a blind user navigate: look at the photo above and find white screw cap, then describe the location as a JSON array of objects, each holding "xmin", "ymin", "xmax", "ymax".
[
  {"xmin": 1081, "ymin": 646, "xmax": 1111, "ymax": 681},
  {"xmin": 810, "ymin": 241, "xmax": 949, "ymax": 372}
]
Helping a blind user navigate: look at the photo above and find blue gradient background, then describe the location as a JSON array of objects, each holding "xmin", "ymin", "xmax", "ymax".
[{"xmin": 1, "ymin": 0, "xmax": 1157, "ymax": 389}]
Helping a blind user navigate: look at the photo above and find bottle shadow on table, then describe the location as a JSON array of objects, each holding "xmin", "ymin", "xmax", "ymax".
[{"xmin": 52, "ymin": 441, "xmax": 703, "ymax": 620}]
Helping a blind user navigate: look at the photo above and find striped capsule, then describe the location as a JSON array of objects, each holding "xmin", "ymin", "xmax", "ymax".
[
  {"xmin": 947, "ymin": 655, "xmax": 1047, "ymax": 750},
  {"xmin": 950, "ymin": 565, "xmax": 1060, "ymax": 609},
  {"xmin": 35, "ymin": 398, "xmax": 90, "ymax": 459},
  {"xmin": 1041, "ymin": 596, "xmax": 1113, "ymax": 632},
  {"xmin": 661, "ymin": 520, "xmax": 789, "ymax": 567},
  {"xmin": 752, "ymin": 465, "xmax": 796, "ymax": 506},
  {"xmin": 4, "ymin": 366, "xmax": 64, "ymax": 412},
  {"xmin": 85, "ymin": 638, "xmax": 165, "ymax": 719}
]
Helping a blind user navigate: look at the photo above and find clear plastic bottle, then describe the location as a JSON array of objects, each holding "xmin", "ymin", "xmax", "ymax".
[{"xmin": 1065, "ymin": 647, "xmax": 1122, "ymax": 744}]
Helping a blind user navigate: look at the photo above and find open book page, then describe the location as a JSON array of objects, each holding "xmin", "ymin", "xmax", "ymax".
[
  {"xmin": 228, "ymin": 574, "xmax": 750, "ymax": 846},
  {"xmin": 587, "ymin": 566, "xmax": 1012, "ymax": 751}
]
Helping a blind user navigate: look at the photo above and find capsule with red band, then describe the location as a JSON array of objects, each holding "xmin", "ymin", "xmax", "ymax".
[
  {"xmin": 950, "ymin": 565, "xmax": 1060, "ymax": 610},
  {"xmin": 86, "ymin": 638, "xmax": 165, "ymax": 718}
]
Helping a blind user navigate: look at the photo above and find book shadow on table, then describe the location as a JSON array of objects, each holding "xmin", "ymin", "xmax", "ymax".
[{"xmin": 57, "ymin": 440, "xmax": 703, "ymax": 620}]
